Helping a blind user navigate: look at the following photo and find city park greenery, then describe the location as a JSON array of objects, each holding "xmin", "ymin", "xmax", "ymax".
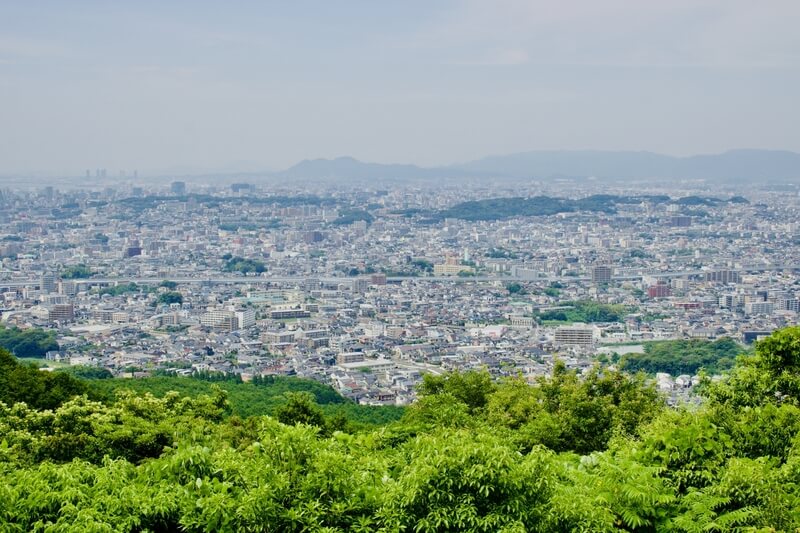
[
  {"xmin": 535, "ymin": 300, "xmax": 629, "ymax": 323},
  {"xmin": 3, "ymin": 327, "xmax": 800, "ymax": 530},
  {"xmin": 620, "ymin": 338, "xmax": 744, "ymax": 376},
  {"xmin": 59, "ymin": 264, "xmax": 94, "ymax": 279},
  {"xmin": 222, "ymin": 254, "xmax": 267, "ymax": 274},
  {"xmin": 156, "ymin": 291, "xmax": 184, "ymax": 306},
  {"xmin": 96, "ymin": 282, "xmax": 153, "ymax": 297},
  {"xmin": 0, "ymin": 325, "xmax": 59, "ymax": 358}
]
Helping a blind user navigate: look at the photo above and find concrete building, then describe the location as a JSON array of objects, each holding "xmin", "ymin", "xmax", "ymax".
[
  {"xmin": 555, "ymin": 324, "xmax": 595, "ymax": 346},
  {"xmin": 591, "ymin": 265, "xmax": 613, "ymax": 284},
  {"xmin": 48, "ymin": 303, "xmax": 74, "ymax": 323},
  {"xmin": 40, "ymin": 272, "xmax": 57, "ymax": 294},
  {"xmin": 705, "ymin": 269, "xmax": 741, "ymax": 284}
]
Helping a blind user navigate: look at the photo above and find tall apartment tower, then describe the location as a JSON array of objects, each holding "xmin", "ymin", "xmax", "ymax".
[
  {"xmin": 40, "ymin": 272, "xmax": 57, "ymax": 294},
  {"xmin": 705, "ymin": 269, "xmax": 741, "ymax": 284},
  {"xmin": 591, "ymin": 265, "xmax": 613, "ymax": 284}
]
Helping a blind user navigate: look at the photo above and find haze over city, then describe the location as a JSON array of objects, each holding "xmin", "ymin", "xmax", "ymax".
[{"xmin": 2, "ymin": 0, "xmax": 800, "ymax": 177}]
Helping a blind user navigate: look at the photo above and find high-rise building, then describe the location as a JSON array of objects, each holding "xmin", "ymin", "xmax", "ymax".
[
  {"xmin": 48, "ymin": 303, "xmax": 74, "ymax": 323},
  {"xmin": 668, "ymin": 216, "xmax": 692, "ymax": 227},
  {"xmin": 705, "ymin": 270, "xmax": 740, "ymax": 284},
  {"xmin": 352, "ymin": 278, "xmax": 370, "ymax": 293},
  {"xmin": 40, "ymin": 273, "xmax": 57, "ymax": 294},
  {"xmin": 235, "ymin": 308, "xmax": 256, "ymax": 329},
  {"xmin": 170, "ymin": 181, "xmax": 186, "ymax": 195},
  {"xmin": 591, "ymin": 265, "xmax": 613, "ymax": 283},
  {"xmin": 744, "ymin": 301, "xmax": 774, "ymax": 315},
  {"xmin": 304, "ymin": 231, "xmax": 325, "ymax": 243},
  {"xmin": 59, "ymin": 280, "xmax": 78, "ymax": 297},
  {"xmin": 648, "ymin": 281, "xmax": 671, "ymax": 298}
]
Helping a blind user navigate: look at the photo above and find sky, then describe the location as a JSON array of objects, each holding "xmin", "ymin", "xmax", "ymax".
[{"xmin": 1, "ymin": 0, "xmax": 799, "ymax": 176}]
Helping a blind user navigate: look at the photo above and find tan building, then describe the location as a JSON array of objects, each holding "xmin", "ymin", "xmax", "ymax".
[{"xmin": 554, "ymin": 324, "xmax": 595, "ymax": 346}]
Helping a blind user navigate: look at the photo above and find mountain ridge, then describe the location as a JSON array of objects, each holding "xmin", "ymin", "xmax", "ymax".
[{"xmin": 274, "ymin": 149, "xmax": 800, "ymax": 182}]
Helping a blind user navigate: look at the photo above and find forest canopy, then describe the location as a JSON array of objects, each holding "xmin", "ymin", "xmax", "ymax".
[{"xmin": 3, "ymin": 327, "xmax": 800, "ymax": 531}]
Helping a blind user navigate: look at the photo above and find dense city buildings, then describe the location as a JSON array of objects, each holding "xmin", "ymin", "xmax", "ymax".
[{"xmin": 1, "ymin": 178, "xmax": 799, "ymax": 403}]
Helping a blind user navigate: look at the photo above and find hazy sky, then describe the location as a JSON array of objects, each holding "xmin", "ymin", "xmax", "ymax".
[{"xmin": 1, "ymin": 1, "xmax": 799, "ymax": 175}]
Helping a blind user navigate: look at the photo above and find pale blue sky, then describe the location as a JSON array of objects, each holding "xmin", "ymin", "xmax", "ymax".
[{"xmin": 1, "ymin": 1, "xmax": 799, "ymax": 175}]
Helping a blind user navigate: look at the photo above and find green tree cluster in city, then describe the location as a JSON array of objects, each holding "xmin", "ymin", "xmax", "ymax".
[
  {"xmin": 536, "ymin": 300, "xmax": 629, "ymax": 323},
  {"xmin": 222, "ymin": 255, "xmax": 267, "ymax": 274},
  {"xmin": 621, "ymin": 337, "xmax": 743, "ymax": 375},
  {"xmin": 60, "ymin": 264, "xmax": 94, "ymax": 279},
  {"xmin": 156, "ymin": 291, "xmax": 183, "ymax": 305},
  {"xmin": 0, "ymin": 325, "xmax": 59, "ymax": 357}
]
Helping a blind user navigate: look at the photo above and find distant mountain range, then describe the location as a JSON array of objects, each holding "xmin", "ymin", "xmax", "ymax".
[{"xmin": 275, "ymin": 149, "xmax": 800, "ymax": 182}]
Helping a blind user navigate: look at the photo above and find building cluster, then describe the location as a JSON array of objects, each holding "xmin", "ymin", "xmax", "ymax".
[{"xmin": 0, "ymin": 179, "xmax": 798, "ymax": 403}]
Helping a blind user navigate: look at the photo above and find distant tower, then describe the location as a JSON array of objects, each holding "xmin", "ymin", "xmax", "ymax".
[{"xmin": 170, "ymin": 181, "xmax": 186, "ymax": 195}]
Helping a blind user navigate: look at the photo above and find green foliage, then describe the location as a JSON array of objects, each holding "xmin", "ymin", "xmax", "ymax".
[
  {"xmin": 417, "ymin": 370, "xmax": 496, "ymax": 415},
  {"xmin": 89, "ymin": 375, "xmax": 404, "ymax": 425},
  {"xmin": 621, "ymin": 337, "xmax": 743, "ymax": 375},
  {"xmin": 439, "ymin": 195, "xmax": 614, "ymax": 221},
  {"xmin": 412, "ymin": 365, "xmax": 662, "ymax": 455},
  {"xmin": 543, "ymin": 287, "xmax": 560, "ymax": 297},
  {"xmin": 0, "ymin": 348, "xmax": 88, "ymax": 410},
  {"xmin": 157, "ymin": 291, "xmax": 183, "ymax": 305},
  {"xmin": 487, "ymin": 364, "xmax": 663, "ymax": 454},
  {"xmin": 6, "ymin": 328, "xmax": 800, "ymax": 531},
  {"xmin": 486, "ymin": 247, "xmax": 518, "ymax": 259},
  {"xmin": 222, "ymin": 256, "xmax": 266, "ymax": 274},
  {"xmin": 411, "ymin": 258, "xmax": 434, "ymax": 272},
  {"xmin": 275, "ymin": 392, "xmax": 328, "ymax": 430},
  {"xmin": 332, "ymin": 209, "xmax": 374, "ymax": 226},
  {"xmin": 379, "ymin": 430, "xmax": 554, "ymax": 532},
  {"xmin": 97, "ymin": 282, "xmax": 150, "ymax": 297},
  {"xmin": 439, "ymin": 194, "xmax": 672, "ymax": 221},
  {"xmin": 703, "ymin": 326, "xmax": 800, "ymax": 408},
  {"xmin": 506, "ymin": 282, "xmax": 524, "ymax": 294},
  {"xmin": 159, "ymin": 279, "xmax": 178, "ymax": 290},
  {"xmin": 0, "ymin": 325, "xmax": 59, "ymax": 357},
  {"xmin": 752, "ymin": 326, "xmax": 800, "ymax": 400},
  {"xmin": 536, "ymin": 300, "xmax": 629, "ymax": 323},
  {"xmin": 61, "ymin": 264, "xmax": 93, "ymax": 279},
  {"xmin": 58, "ymin": 365, "xmax": 114, "ymax": 380}
]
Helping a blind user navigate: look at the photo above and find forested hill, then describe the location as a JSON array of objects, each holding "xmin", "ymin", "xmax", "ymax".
[
  {"xmin": 3, "ymin": 328, "xmax": 800, "ymax": 530},
  {"xmin": 437, "ymin": 194, "xmax": 745, "ymax": 221}
]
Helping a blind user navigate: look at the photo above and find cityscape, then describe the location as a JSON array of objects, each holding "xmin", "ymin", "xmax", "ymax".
[
  {"xmin": 2, "ymin": 176, "xmax": 798, "ymax": 405},
  {"xmin": 4, "ymin": 1, "xmax": 800, "ymax": 529}
]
